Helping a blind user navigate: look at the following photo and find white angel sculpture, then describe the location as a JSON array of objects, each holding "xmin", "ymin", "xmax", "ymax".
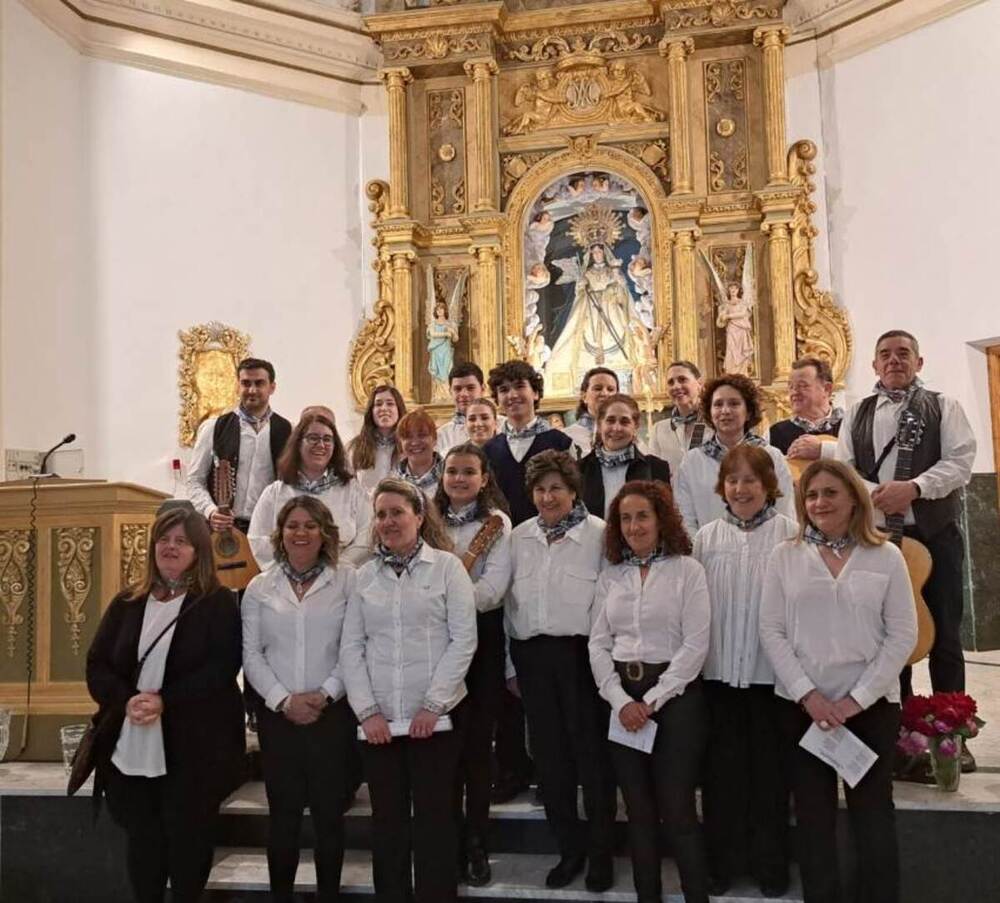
[
  {"xmin": 701, "ymin": 246, "xmax": 755, "ymax": 376},
  {"xmin": 426, "ymin": 267, "xmax": 467, "ymax": 401}
]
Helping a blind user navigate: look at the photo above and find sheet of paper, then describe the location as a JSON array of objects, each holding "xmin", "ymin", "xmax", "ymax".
[
  {"xmin": 608, "ymin": 715, "xmax": 658, "ymax": 754},
  {"xmin": 799, "ymin": 722, "xmax": 878, "ymax": 788},
  {"xmin": 357, "ymin": 714, "xmax": 453, "ymax": 741}
]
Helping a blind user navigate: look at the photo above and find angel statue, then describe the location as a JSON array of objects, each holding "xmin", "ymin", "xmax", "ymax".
[
  {"xmin": 701, "ymin": 246, "xmax": 755, "ymax": 376},
  {"xmin": 546, "ymin": 204, "xmax": 641, "ymax": 388},
  {"xmin": 426, "ymin": 268, "xmax": 467, "ymax": 401}
]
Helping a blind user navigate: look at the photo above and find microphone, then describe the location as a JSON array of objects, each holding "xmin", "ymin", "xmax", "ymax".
[{"xmin": 39, "ymin": 433, "xmax": 76, "ymax": 476}]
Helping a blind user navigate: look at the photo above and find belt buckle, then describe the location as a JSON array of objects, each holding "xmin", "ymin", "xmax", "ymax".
[{"xmin": 625, "ymin": 661, "xmax": 644, "ymax": 682}]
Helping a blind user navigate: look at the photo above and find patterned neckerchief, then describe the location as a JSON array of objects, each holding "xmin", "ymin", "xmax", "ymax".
[
  {"xmin": 537, "ymin": 499, "xmax": 588, "ymax": 543},
  {"xmin": 594, "ymin": 443, "xmax": 636, "ymax": 469},
  {"xmin": 375, "ymin": 432, "xmax": 397, "ymax": 449},
  {"xmin": 803, "ymin": 524, "xmax": 854, "ymax": 559},
  {"xmin": 237, "ymin": 406, "xmax": 272, "ymax": 428},
  {"xmin": 671, "ymin": 409, "xmax": 699, "ymax": 428},
  {"xmin": 280, "ymin": 559, "xmax": 324, "ymax": 589},
  {"xmin": 791, "ymin": 406, "xmax": 844, "ymax": 433},
  {"xmin": 874, "ymin": 376, "xmax": 924, "ymax": 405},
  {"xmin": 445, "ymin": 500, "xmax": 482, "ymax": 527},
  {"xmin": 503, "ymin": 417, "xmax": 550, "ymax": 442},
  {"xmin": 699, "ymin": 432, "xmax": 767, "ymax": 463},
  {"xmin": 622, "ymin": 546, "xmax": 667, "ymax": 567},
  {"xmin": 723, "ymin": 501, "xmax": 778, "ymax": 532},
  {"xmin": 296, "ymin": 469, "xmax": 342, "ymax": 494},
  {"xmin": 157, "ymin": 575, "xmax": 189, "ymax": 593},
  {"xmin": 450, "ymin": 411, "xmax": 467, "ymax": 427},
  {"xmin": 376, "ymin": 539, "xmax": 424, "ymax": 576},
  {"xmin": 395, "ymin": 454, "xmax": 443, "ymax": 492}
]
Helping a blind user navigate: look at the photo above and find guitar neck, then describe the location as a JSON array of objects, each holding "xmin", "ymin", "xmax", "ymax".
[{"xmin": 886, "ymin": 445, "xmax": 915, "ymax": 548}]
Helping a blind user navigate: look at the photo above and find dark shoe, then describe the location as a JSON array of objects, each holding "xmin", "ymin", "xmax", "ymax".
[
  {"xmin": 707, "ymin": 874, "xmax": 731, "ymax": 896},
  {"xmin": 490, "ymin": 775, "xmax": 529, "ymax": 805},
  {"xmin": 961, "ymin": 745, "xmax": 977, "ymax": 774},
  {"xmin": 759, "ymin": 874, "xmax": 790, "ymax": 898},
  {"xmin": 533, "ymin": 784, "xmax": 544, "ymax": 806},
  {"xmin": 465, "ymin": 844, "xmax": 492, "ymax": 887},
  {"xmin": 584, "ymin": 854, "xmax": 613, "ymax": 892},
  {"xmin": 545, "ymin": 854, "xmax": 586, "ymax": 889}
]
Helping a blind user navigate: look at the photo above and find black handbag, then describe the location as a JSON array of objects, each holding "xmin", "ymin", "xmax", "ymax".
[{"xmin": 67, "ymin": 595, "xmax": 201, "ymax": 796}]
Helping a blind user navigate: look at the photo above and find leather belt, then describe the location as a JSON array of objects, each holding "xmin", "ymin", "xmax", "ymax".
[{"xmin": 615, "ymin": 660, "xmax": 669, "ymax": 683}]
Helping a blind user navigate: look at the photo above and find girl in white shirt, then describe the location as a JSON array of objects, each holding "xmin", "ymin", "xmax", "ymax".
[
  {"xmin": 759, "ymin": 460, "xmax": 917, "ymax": 903},
  {"xmin": 249, "ymin": 412, "xmax": 371, "ymax": 570},
  {"xmin": 341, "ymin": 478, "xmax": 477, "ymax": 903},
  {"xmin": 242, "ymin": 495, "xmax": 356, "ymax": 903},
  {"xmin": 347, "ymin": 384, "xmax": 406, "ymax": 495},
  {"xmin": 675, "ymin": 373, "xmax": 793, "ymax": 538},
  {"xmin": 692, "ymin": 445, "xmax": 798, "ymax": 897},
  {"xmin": 506, "ymin": 450, "xmax": 616, "ymax": 894},
  {"xmin": 433, "ymin": 443, "xmax": 513, "ymax": 887},
  {"xmin": 589, "ymin": 480, "xmax": 711, "ymax": 903}
]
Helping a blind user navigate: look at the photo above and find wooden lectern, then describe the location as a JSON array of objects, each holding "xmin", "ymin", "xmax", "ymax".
[{"xmin": 0, "ymin": 479, "xmax": 168, "ymax": 760}]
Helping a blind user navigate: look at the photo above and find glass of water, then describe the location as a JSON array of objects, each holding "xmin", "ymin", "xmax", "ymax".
[
  {"xmin": 60, "ymin": 723, "xmax": 89, "ymax": 774},
  {"xmin": 0, "ymin": 709, "xmax": 10, "ymax": 762}
]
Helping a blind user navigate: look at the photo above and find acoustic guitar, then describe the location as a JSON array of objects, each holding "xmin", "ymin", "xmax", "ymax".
[
  {"xmin": 786, "ymin": 435, "xmax": 839, "ymax": 483},
  {"xmin": 211, "ymin": 459, "xmax": 261, "ymax": 591},
  {"xmin": 461, "ymin": 514, "xmax": 505, "ymax": 575}
]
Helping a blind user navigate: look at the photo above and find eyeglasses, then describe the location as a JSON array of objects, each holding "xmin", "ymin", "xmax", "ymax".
[{"xmin": 303, "ymin": 434, "xmax": 335, "ymax": 447}]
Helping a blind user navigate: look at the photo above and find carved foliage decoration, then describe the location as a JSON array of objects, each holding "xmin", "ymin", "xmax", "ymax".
[
  {"xmin": 704, "ymin": 58, "xmax": 749, "ymax": 193},
  {"xmin": 503, "ymin": 30, "xmax": 655, "ymax": 63},
  {"xmin": 385, "ymin": 32, "xmax": 489, "ymax": 62},
  {"xmin": 121, "ymin": 524, "xmax": 150, "ymax": 590},
  {"xmin": 501, "ymin": 151, "xmax": 549, "ymax": 204},
  {"xmin": 787, "ymin": 140, "xmax": 852, "ymax": 384},
  {"xmin": 428, "ymin": 89, "xmax": 467, "ymax": 217},
  {"xmin": 0, "ymin": 529, "xmax": 30, "ymax": 659},
  {"xmin": 56, "ymin": 527, "xmax": 96, "ymax": 656},
  {"xmin": 178, "ymin": 322, "xmax": 251, "ymax": 447},
  {"xmin": 503, "ymin": 51, "xmax": 664, "ymax": 136},
  {"xmin": 664, "ymin": 0, "xmax": 781, "ymax": 31},
  {"xmin": 610, "ymin": 139, "xmax": 671, "ymax": 192}
]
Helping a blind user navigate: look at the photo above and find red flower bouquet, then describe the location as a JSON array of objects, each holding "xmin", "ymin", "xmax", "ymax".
[{"xmin": 897, "ymin": 692, "xmax": 985, "ymax": 790}]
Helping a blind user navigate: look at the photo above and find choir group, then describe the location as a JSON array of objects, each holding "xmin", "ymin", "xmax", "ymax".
[{"xmin": 85, "ymin": 327, "xmax": 976, "ymax": 903}]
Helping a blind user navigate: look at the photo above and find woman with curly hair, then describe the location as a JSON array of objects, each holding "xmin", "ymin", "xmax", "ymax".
[
  {"xmin": 242, "ymin": 495, "xmax": 357, "ymax": 903},
  {"xmin": 589, "ymin": 480, "xmax": 711, "ymax": 903},
  {"xmin": 674, "ymin": 373, "xmax": 793, "ymax": 538},
  {"xmin": 348, "ymin": 384, "xmax": 407, "ymax": 495}
]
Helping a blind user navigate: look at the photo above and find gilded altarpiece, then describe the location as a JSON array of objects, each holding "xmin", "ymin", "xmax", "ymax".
[{"xmin": 353, "ymin": 0, "xmax": 852, "ymax": 421}]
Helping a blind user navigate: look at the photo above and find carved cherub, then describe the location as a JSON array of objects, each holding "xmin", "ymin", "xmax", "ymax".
[
  {"xmin": 606, "ymin": 61, "xmax": 664, "ymax": 123},
  {"xmin": 503, "ymin": 70, "xmax": 561, "ymax": 136}
]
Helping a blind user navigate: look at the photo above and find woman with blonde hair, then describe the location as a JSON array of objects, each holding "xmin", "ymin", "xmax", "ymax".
[{"xmin": 760, "ymin": 459, "xmax": 917, "ymax": 903}]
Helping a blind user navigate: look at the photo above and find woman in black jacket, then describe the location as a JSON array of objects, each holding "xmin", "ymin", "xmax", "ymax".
[
  {"xmin": 578, "ymin": 393, "xmax": 671, "ymax": 518},
  {"xmin": 86, "ymin": 506, "xmax": 244, "ymax": 903}
]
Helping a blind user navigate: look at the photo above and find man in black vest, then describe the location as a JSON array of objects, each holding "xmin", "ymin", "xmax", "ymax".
[
  {"xmin": 837, "ymin": 331, "xmax": 976, "ymax": 772},
  {"xmin": 769, "ymin": 356, "xmax": 843, "ymax": 457},
  {"xmin": 187, "ymin": 357, "xmax": 292, "ymax": 534}
]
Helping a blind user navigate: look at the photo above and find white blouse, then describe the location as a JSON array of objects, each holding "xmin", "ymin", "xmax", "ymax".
[
  {"xmin": 505, "ymin": 514, "xmax": 606, "ymax": 641},
  {"xmin": 446, "ymin": 510, "xmax": 513, "ymax": 614},
  {"xmin": 340, "ymin": 544, "xmax": 477, "ymax": 722},
  {"xmin": 759, "ymin": 540, "xmax": 917, "ymax": 708},
  {"xmin": 356, "ymin": 443, "xmax": 396, "ymax": 496},
  {"xmin": 112, "ymin": 594, "xmax": 184, "ymax": 777},
  {"xmin": 589, "ymin": 557, "xmax": 710, "ymax": 714},
  {"xmin": 600, "ymin": 465, "xmax": 628, "ymax": 519},
  {"xmin": 241, "ymin": 564, "xmax": 355, "ymax": 712},
  {"xmin": 562, "ymin": 421, "xmax": 594, "ymax": 457},
  {"xmin": 650, "ymin": 419, "xmax": 714, "ymax": 483},
  {"xmin": 248, "ymin": 477, "xmax": 371, "ymax": 570},
  {"xmin": 674, "ymin": 444, "xmax": 794, "ymax": 539},
  {"xmin": 693, "ymin": 514, "xmax": 799, "ymax": 688}
]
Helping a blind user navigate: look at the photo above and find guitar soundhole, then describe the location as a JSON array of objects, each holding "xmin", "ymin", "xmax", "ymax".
[{"xmin": 216, "ymin": 534, "xmax": 240, "ymax": 558}]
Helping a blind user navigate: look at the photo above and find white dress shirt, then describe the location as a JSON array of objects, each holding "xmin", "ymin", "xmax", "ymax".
[
  {"xmin": 589, "ymin": 557, "xmax": 710, "ymax": 714},
  {"xmin": 836, "ymin": 391, "xmax": 975, "ymax": 526},
  {"xmin": 356, "ymin": 443, "xmax": 396, "ymax": 496},
  {"xmin": 600, "ymin": 465, "xmax": 629, "ymax": 519},
  {"xmin": 248, "ymin": 478, "xmax": 372, "ymax": 570},
  {"xmin": 241, "ymin": 564, "xmax": 354, "ymax": 712},
  {"xmin": 436, "ymin": 418, "xmax": 468, "ymax": 455},
  {"xmin": 693, "ymin": 514, "xmax": 799, "ymax": 688},
  {"xmin": 650, "ymin": 419, "xmax": 714, "ymax": 482},
  {"xmin": 563, "ymin": 421, "xmax": 595, "ymax": 457},
  {"xmin": 446, "ymin": 510, "xmax": 513, "ymax": 613},
  {"xmin": 187, "ymin": 413, "xmax": 276, "ymax": 520},
  {"xmin": 674, "ymin": 445, "xmax": 794, "ymax": 539},
  {"xmin": 505, "ymin": 514, "xmax": 606, "ymax": 641},
  {"xmin": 759, "ymin": 540, "xmax": 917, "ymax": 708},
  {"xmin": 506, "ymin": 418, "xmax": 546, "ymax": 463},
  {"xmin": 340, "ymin": 544, "xmax": 477, "ymax": 722},
  {"xmin": 112, "ymin": 594, "xmax": 184, "ymax": 777}
]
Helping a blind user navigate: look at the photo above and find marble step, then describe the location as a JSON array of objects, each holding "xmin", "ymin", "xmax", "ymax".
[{"xmin": 205, "ymin": 848, "xmax": 805, "ymax": 902}]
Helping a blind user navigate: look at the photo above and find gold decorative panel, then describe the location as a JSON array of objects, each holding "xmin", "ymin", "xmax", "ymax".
[
  {"xmin": 121, "ymin": 524, "xmax": 151, "ymax": 591},
  {"xmin": 55, "ymin": 527, "xmax": 96, "ymax": 656},
  {"xmin": 428, "ymin": 88, "xmax": 467, "ymax": 217},
  {"xmin": 0, "ymin": 529, "xmax": 30, "ymax": 661},
  {"xmin": 704, "ymin": 58, "xmax": 750, "ymax": 194}
]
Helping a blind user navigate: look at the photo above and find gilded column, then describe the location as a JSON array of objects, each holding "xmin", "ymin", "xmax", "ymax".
[
  {"xmin": 391, "ymin": 251, "xmax": 416, "ymax": 400},
  {"xmin": 472, "ymin": 245, "xmax": 500, "ymax": 375},
  {"xmin": 753, "ymin": 27, "xmax": 792, "ymax": 185},
  {"xmin": 672, "ymin": 230, "xmax": 699, "ymax": 362},
  {"xmin": 379, "ymin": 67, "xmax": 413, "ymax": 218},
  {"xmin": 764, "ymin": 221, "xmax": 796, "ymax": 379},
  {"xmin": 464, "ymin": 59, "xmax": 499, "ymax": 213},
  {"xmin": 659, "ymin": 38, "xmax": 694, "ymax": 194}
]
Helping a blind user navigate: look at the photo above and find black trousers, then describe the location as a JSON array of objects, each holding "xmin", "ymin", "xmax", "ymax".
[
  {"xmin": 509, "ymin": 635, "xmax": 616, "ymax": 861},
  {"xmin": 362, "ymin": 702, "xmax": 467, "ymax": 903},
  {"xmin": 103, "ymin": 764, "xmax": 219, "ymax": 903},
  {"xmin": 258, "ymin": 698, "xmax": 356, "ymax": 903},
  {"xmin": 611, "ymin": 673, "xmax": 709, "ymax": 903},
  {"xmin": 494, "ymin": 686, "xmax": 533, "ymax": 785},
  {"xmin": 900, "ymin": 522, "xmax": 965, "ymax": 696},
  {"xmin": 778, "ymin": 697, "xmax": 901, "ymax": 903},
  {"xmin": 456, "ymin": 608, "xmax": 505, "ymax": 847},
  {"xmin": 702, "ymin": 681, "xmax": 788, "ymax": 885}
]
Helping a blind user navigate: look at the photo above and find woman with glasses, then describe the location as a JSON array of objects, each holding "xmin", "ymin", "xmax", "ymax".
[
  {"xmin": 87, "ymin": 506, "xmax": 244, "ymax": 903},
  {"xmin": 348, "ymin": 384, "xmax": 407, "ymax": 495},
  {"xmin": 250, "ymin": 411, "xmax": 371, "ymax": 569}
]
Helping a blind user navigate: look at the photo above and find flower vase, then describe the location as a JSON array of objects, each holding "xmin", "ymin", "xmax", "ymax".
[{"xmin": 930, "ymin": 737, "xmax": 962, "ymax": 791}]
